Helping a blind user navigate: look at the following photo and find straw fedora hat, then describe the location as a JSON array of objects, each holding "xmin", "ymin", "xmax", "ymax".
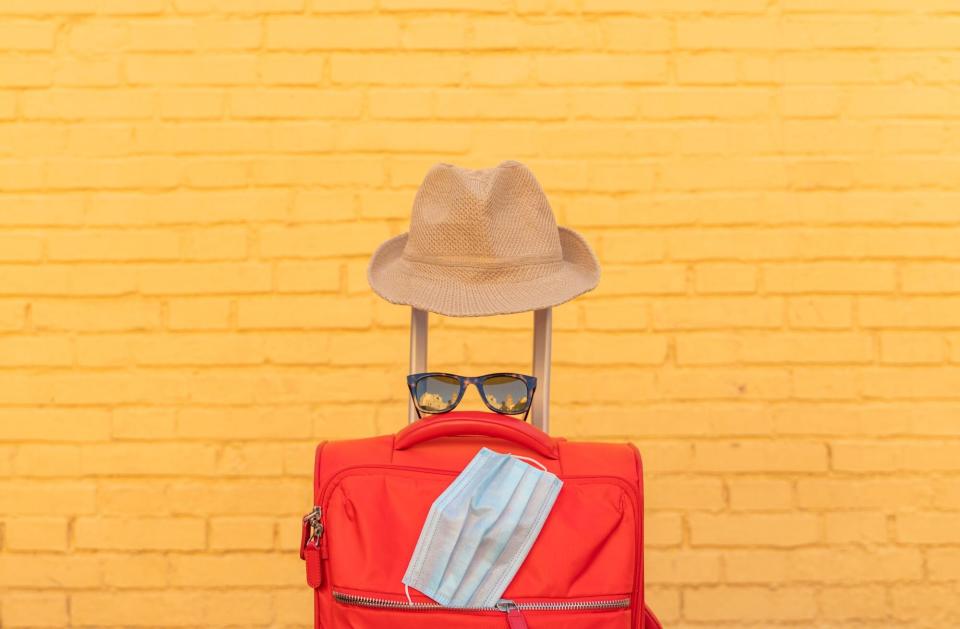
[{"xmin": 367, "ymin": 160, "xmax": 600, "ymax": 317}]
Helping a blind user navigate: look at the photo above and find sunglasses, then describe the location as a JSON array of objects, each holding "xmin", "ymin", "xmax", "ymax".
[{"xmin": 407, "ymin": 372, "xmax": 538, "ymax": 421}]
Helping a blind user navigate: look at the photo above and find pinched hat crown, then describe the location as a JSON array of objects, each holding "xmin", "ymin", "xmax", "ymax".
[
  {"xmin": 368, "ymin": 160, "xmax": 600, "ymax": 317},
  {"xmin": 404, "ymin": 161, "xmax": 562, "ymax": 266}
]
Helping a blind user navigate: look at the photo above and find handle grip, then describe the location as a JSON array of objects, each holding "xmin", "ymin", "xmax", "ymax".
[{"xmin": 394, "ymin": 411, "xmax": 559, "ymax": 460}]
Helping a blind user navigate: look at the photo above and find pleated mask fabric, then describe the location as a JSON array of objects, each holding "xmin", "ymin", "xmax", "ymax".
[{"xmin": 401, "ymin": 446, "xmax": 563, "ymax": 608}]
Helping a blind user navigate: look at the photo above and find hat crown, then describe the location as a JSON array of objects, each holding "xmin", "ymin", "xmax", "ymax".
[{"xmin": 403, "ymin": 160, "xmax": 562, "ymax": 265}]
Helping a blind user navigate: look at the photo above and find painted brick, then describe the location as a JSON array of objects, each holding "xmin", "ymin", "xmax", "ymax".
[
  {"xmin": 174, "ymin": 0, "xmax": 306, "ymax": 12},
  {"xmin": 337, "ymin": 122, "xmax": 471, "ymax": 153},
  {"xmin": 798, "ymin": 480, "xmax": 931, "ymax": 512},
  {"xmin": 230, "ymin": 89, "xmax": 363, "ymax": 118},
  {"xmin": 168, "ymin": 298, "xmax": 233, "ymax": 330},
  {"xmin": 379, "ymin": 0, "xmax": 509, "ymax": 9},
  {"xmin": 13, "ymin": 445, "xmax": 82, "ymax": 476},
  {"xmin": 675, "ymin": 333, "xmax": 739, "ymax": 365},
  {"xmin": 833, "ymin": 441, "xmax": 960, "ymax": 472},
  {"xmin": 80, "ymin": 444, "xmax": 218, "ymax": 476},
  {"xmin": 157, "ymin": 89, "xmax": 226, "ymax": 120},
  {"xmin": 793, "ymin": 367, "xmax": 862, "ymax": 399},
  {"xmin": 2, "ymin": 593, "xmax": 69, "ymax": 627},
  {"xmin": 645, "ymin": 512, "xmax": 684, "ymax": 547},
  {"xmin": 897, "ymin": 513, "xmax": 960, "ymax": 544},
  {"xmin": 695, "ymin": 263, "xmax": 758, "ymax": 294},
  {"xmin": 69, "ymin": 591, "xmax": 273, "ymax": 626},
  {"xmin": 0, "ymin": 481, "xmax": 97, "ymax": 516},
  {"xmin": 892, "ymin": 584, "xmax": 960, "ymax": 624},
  {"xmin": 677, "ymin": 53, "xmax": 739, "ymax": 85},
  {"xmin": 74, "ymin": 517, "xmax": 206, "ymax": 550},
  {"xmin": 0, "ymin": 409, "xmax": 111, "ymax": 441},
  {"xmin": 139, "ymin": 263, "xmax": 272, "ymax": 295},
  {"xmin": 4, "ymin": 518, "xmax": 69, "ymax": 552},
  {"xmin": 602, "ymin": 18, "xmax": 672, "ymax": 51},
  {"xmin": 763, "ymin": 262, "xmax": 897, "ymax": 293},
  {"xmin": 331, "ymin": 53, "xmax": 464, "ymax": 85},
  {"xmin": 537, "ymin": 54, "xmax": 668, "ymax": 85},
  {"xmin": 741, "ymin": 332, "xmax": 874, "ymax": 364},
  {"xmin": 209, "ymin": 517, "xmax": 275, "ymax": 550},
  {"xmin": 902, "ymin": 263, "xmax": 960, "ymax": 293},
  {"xmin": 126, "ymin": 54, "xmax": 260, "ymax": 85},
  {"xmin": 825, "ymin": 512, "xmax": 888, "ymax": 545},
  {"xmin": 132, "ymin": 333, "xmax": 264, "ymax": 366},
  {"xmin": 820, "ymin": 585, "xmax": 889, "ymax": 620},
  {"xmin": 0, "ymin": 21, "xmax": 57, "ymax": 51},
  {"xmin": 267, "ymin": 16, "xmax": 400, "ymax": 50},
  {"xmin": 881, "ymin": 331, "xmax": 946, "ymax": 364},
  {"xmin": 21, "ymin": 90, "xmax": 154, "ymax": 120},
  {"xmin": 49, "ymin": 230, "xmax": 181, "ymax": 262},
  {"xmin": 101, "ymin": 554, "xmax": 169, "ymax": 588},
  {"xmin": 693, "ymin": 441, "xmax": 828, "ymax": 472},
  {"xmin": 645, "ymin": 549, "xmax": 722, "ymax": 584},
  {"xmin": 0, "ymin": 58, "xmax": 53, "ymax": 87},
  {"xmin": 599, "ymin": 265, "xmax": 686, "ymax": 295},
  {"xmin": 728, "ymin": 479, "xmax": 794, "ymax": 511},
  {"xmin": 169, "ymin": 554, "xmax": 299, "ymax": 586},
  {"xmin": 237, "ymin": 296, "xmax": 372, "ymax": 329},
  {"xmin": 402, "ymin": 17, "xmax": 470, "ymax": 50},
  {"xmin": 652, "ymin": 298, "xmax": 783, "ymax": 330},
  {"xmin": 553, "ymin": 332, "xmax": 668, "ymax": 365},
  {"xmin": 112, "ymin": 410, "xmax": 176, "ymax": 440},
  {"xmin": 686, "ymin": 586, "xmax": 816, "ymax": 621},
  {"xmin": 790, "ymin": 546, "xmax": 921, "ymax": 585},
  {"xmin": 659, "ymin": 367, "xmax": 791, "ymax": 399},
  {"xmin": 87, "ymin": 190, "xmax": 290, "ymax": 224},
  {"xmin": 0, "ymin": 555, "xmax": 102, "ymax": 590},
  {"xmin": 691, "ymin": 513, "xmax": 821, "ymax": 547},
  {"xmin": 645, "ymin": 478, "xmax": 725, "ymax": 510}
]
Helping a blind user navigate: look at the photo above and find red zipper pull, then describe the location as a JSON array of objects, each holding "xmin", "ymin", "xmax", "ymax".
[
  {"xmin": 301, "ymin": 507, "xmax": 324, "ymax": 588},
  {"xmin": 304, "ymin": 539, "xmax": 323, "ymax": 588},
  {"xmin": 496, "ymin": 601, "xmax": 528, "ymax": 629}
]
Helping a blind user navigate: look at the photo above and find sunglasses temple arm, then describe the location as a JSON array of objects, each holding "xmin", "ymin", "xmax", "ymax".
[
  {"xmin": 407, "ymin": 386, "xmax": 423, "ymax": 420},
  {"xmin": 523, "ymin": 386, "xmax": 536, "ymax": 422}
]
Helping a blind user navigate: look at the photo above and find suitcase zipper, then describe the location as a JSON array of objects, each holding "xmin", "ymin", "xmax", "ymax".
[
  {"xmin": 301, "ymin": 506, "xmax": 324, "ymax": 587},
  {"xmin": 304, "ymin": 506, "xmax": 323, "ymax": 542},
  {"xmin": 333, "ymin": 590, "xmax": 630, "ymax": 628}
]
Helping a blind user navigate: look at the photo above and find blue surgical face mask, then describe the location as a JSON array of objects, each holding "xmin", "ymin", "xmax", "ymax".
[{"xmin": 401, "ymin": 446, "xmax": 563, "ymax": 608}]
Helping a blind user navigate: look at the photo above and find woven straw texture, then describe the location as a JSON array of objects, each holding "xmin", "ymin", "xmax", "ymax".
[{"xmin": 367, "ymin": 160, "xmax": 601, "ymax": 316}]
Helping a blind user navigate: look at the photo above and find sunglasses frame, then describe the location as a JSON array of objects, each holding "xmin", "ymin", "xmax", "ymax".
[{"xmin": 406, "ymin": 372, "xmax": 538, "ymax": 421}]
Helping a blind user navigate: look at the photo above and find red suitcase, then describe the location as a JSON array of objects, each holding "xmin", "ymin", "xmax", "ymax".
[{"xmin": 300, "ymin": 309, "xmax": 662, "ymax": 628}]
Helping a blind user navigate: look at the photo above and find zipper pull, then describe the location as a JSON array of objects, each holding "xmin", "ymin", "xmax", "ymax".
[
  {"xmin": 301, "ymin": 507, "xmax": 324, "ymax": 588},
  {"xmin": 496, "ymin": 600, "xmax": 528, "ymax": 629}
]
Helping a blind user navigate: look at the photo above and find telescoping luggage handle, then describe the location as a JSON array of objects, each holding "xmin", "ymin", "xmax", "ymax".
[
  {"xmin": 395, "ymin": 410, "xmax": 560, "ymax": 459},
  {"xmin": 408, "ymin": 307, "xmax": 552, "ymax": 432}
]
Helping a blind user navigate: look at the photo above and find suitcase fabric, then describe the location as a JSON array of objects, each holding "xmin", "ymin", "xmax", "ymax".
[{"xmin": 300, "ymin": 411, "xmax": 662, "ymax": 629}]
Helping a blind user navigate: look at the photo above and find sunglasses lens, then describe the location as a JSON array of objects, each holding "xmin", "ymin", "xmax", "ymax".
[
  {"xmin": 415, "ymin": 375, "xmax": 460, "ymax": 413},
  {"xmin": 482, "ymin": 375, "xmax": 530, "ymax": 414}
]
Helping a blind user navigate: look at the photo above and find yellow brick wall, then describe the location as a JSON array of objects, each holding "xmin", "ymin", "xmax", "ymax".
[{"xmin": 0, "ymin": 1, "xmax": 958, "ymax": 627}]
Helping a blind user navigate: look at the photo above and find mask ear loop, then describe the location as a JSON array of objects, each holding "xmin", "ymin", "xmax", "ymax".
[
  {"xmin": 510, "ymin": 454, "xmax": 548, "ymax": 472},
  {"xmin": 405, "ymin": 583, "xmax": 413, "ymax": 605}
]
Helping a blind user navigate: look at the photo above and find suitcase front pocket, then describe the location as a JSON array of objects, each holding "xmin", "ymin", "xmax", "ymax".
[
  {"xmin": 331, "ymin": 588, "xmax": 632, "ymax": 629},
  {"xmin": 321, "ymin": 468, "xmax": 638, "ymax": 599}
]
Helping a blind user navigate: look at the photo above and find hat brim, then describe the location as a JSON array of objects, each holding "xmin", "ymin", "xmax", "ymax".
[{"xmin": 367, "ymin": 227, "xmax": 600, "ymax": 317}]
